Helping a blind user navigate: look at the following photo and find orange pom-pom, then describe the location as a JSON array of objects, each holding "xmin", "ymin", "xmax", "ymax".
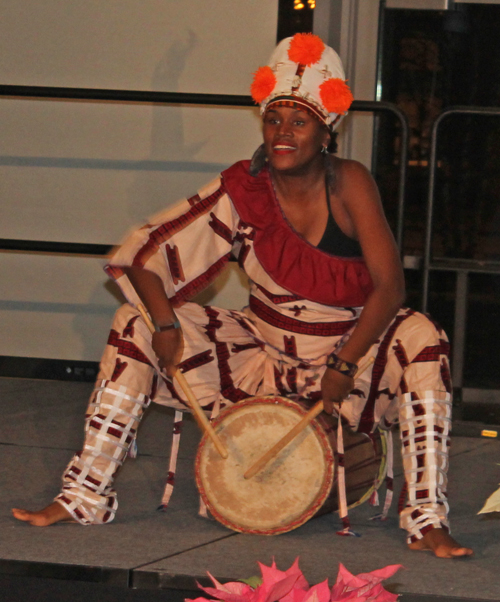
[
  {"xmin": 250, "ymin": 66, "xmax": 277, "ymax": 104},
  {"xmin": 319, "ymin": 78, "xmax": 353, "ymax": 114},
  {"xmin": 288, "ymin": 33, "xmax": 325, "ymax": 66}
]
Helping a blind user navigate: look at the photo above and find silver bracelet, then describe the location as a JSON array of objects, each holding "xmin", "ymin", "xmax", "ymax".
[{"xmin": 153, "ymin": 319, "xmax": 181, "ymax": 332}]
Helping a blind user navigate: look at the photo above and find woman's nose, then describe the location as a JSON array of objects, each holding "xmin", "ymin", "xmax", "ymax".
[{"xmin": 277, "ymin": 121, "xmax": 292, "ymax": 136}]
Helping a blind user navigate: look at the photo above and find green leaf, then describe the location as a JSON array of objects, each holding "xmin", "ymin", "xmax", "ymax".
[{"xmin": 239, "ymin": 576, "xmax": 262, "ymax": 588}]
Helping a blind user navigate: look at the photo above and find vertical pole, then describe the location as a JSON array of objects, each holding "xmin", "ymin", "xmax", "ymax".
[
  {"xmin": 452, "ymin": 270, "xmax": 468, "ymax": 390},
  {"xmin": 422, "ymin": 116, "xmax": 442, "ymax": 313}
]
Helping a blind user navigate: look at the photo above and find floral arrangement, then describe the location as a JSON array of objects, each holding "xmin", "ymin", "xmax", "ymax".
[{"xmin": 187, "ymin": 558, "xmax": 402, "ymax": 602}]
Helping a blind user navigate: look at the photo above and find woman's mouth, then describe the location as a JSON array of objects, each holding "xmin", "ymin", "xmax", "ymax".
[{"xmin": 273, "ymin": 144, "xmax": 297, "ymax": 155}]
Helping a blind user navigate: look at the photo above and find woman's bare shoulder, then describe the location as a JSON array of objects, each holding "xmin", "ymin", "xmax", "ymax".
[
  {"xmin": 335, "ymin": 157, "xmax": 374, "ymax": 181},
  {"xmin": 333, "ymin": 158, "xmax": 380, "ymax": 203}
]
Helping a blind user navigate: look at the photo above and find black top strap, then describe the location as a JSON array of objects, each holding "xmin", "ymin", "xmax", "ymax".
[{"xmin": 316, "ymin": 181, "xmax": 363, "ymax": 258}]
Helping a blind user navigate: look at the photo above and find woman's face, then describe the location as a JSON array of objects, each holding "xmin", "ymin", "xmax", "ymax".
[{"xmin": 262, "ymin": 105, "xmax": 330, "ymax": 175}]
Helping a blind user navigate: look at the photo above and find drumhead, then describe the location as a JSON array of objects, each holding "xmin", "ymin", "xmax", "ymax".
[{"xmin": 195, "ymin": 396, "xmax": 334, "ymax": 535}]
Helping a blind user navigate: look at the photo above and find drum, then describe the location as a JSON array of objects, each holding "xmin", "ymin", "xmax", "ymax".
[{"xmin": 195, "ymin": 395, "xmax": 386, "ymax": 535}]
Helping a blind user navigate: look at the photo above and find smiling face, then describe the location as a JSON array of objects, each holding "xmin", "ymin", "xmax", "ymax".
[{"xmin": 262, "ymin": 105, "xmax": 330, "ymax": 175}]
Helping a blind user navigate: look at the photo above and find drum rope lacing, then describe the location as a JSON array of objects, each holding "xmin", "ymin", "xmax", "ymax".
[
  {"xmin": 336, "ymin": 403, "xmax": 394, "ymax": 536},
  {"xmin": 369, "ymin": 429, "xmax": 394, "ymax": 522}
]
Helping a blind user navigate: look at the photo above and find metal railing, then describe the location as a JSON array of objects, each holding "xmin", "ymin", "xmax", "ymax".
[
  {"xmin": 422, "ymin": 105, "xmax": 500, "ymax": 391},
  {"xmin": 0, "ymin": 84, "xmax": 409, "ymax": 256}
]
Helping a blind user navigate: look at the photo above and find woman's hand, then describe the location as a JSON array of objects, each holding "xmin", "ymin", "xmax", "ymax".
[
  {"xmin": 321, "ymin": 368, "xmax": 354, "ymax": 414},
  {"xmin": 152, "ymin": 328, "xmax": 184, "ymax": 378}
]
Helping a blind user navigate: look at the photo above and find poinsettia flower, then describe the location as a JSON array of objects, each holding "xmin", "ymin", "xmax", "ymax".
[
  {"xmin": 302, "ymin": 580, "xmax": 331, "ymax": 602},
  {"xmin": 259, "ymin": 558, "xmax": 309, "ymax": 597},
  {"xmin": 247, "ymin": 558, "xmax": 307, "ymax": 602},
  {"xmin": 285, "ymin": 588, "xmax": 308, "ymax": 602},
  {"xmin": 258, "ymin": 573, "xmax": 304, "ymax": 602},
  {"xmin": 329, "ymin": 563, "xmax": 402, "ymax": 602},
  {"xmin": 194, "ymin": 583, "xmax": 254, "ymax": 602},
  {"xmin": 186, "ymin": 559, "xmax": 402, "ymax": 602},
  {"xmin": 207, "ymin": 572, "xmax": 251, "ymax": 594},
  {"xmin": 193, "ymin": 572, "xmax": 255, "ymax": 602},
  {"xmin": 192, "ymin": 560, "xmax": 305, "ymax": 602}
]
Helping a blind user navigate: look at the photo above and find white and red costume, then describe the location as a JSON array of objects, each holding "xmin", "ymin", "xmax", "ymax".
[{"xmin": 55, "ymin": 161, "xmax": 452, "ymax": 544}]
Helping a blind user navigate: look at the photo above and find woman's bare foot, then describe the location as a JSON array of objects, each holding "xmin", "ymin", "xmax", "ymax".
[
  {"xmin": 12, "ymin": 502, "xmax": 74, "ymax": 526},
  {"xmin": 408, "ymin": 528, "xmax": 473, "ymax": 559}
]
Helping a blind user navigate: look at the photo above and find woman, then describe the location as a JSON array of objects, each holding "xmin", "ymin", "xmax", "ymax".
[{"xmin": 13, "ymin": 34, "xmax": 472, "ymax": 559}]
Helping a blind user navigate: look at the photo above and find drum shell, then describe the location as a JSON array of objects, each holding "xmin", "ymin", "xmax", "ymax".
[
  {"xmin": 195, "ymin": 396, "xmax": 385, "ymax": 535},
  {"xmin": 314, "ymin": 410, "xmax": 386, "ymax": 515}
]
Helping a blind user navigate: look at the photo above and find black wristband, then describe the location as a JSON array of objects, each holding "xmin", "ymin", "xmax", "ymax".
[{"xmin": 326, "ymin": 353, "xmax": 357, "ymax": 378}]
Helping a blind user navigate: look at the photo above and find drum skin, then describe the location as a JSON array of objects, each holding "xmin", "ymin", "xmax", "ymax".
[{"xmin": 195, "ymin": 396, "xmax": 386, "ymax": 535}]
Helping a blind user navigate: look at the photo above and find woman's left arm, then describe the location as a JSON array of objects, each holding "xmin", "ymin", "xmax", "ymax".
[{"xmin": 321, "ymin": 160, "xmax": 405, "ymax": 411}]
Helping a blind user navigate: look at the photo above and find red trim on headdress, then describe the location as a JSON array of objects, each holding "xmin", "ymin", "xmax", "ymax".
[
  {"xmin": 288, "ymin": 33, "xmax": 325, "ymax": 67},
  {"xmin": 251, "ymin": 66, "xmax": 277, "ymax": 104},
  {"xmin": 265, "ymin": 97, "xmax": 326, "ymax": 124},
  {"xmin": 319, "ymin": 78, "xmax": 354, "ymax": 115}
]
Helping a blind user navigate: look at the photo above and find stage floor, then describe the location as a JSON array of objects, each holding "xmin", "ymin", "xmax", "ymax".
[{"xmin": 1, "ymin": 377, "xmax": 499, "ymax": 602}]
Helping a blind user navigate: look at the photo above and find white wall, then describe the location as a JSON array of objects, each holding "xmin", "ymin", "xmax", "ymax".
[
  {"xmin": 0, "ymin": 0, "xmax": 277, "ymax": 361},
  {"xmin": 1, "ymin": 0, "xmax": 382, "ymax": 363},
  {"xmin": 314, "ymin": 0, "xmax": 380, "ymax": 167}
]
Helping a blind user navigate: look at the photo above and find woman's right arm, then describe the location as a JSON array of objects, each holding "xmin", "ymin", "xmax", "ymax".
[
  {"xmin": 109, "ymin": 178, "xmax": 238, "ymax": 373},
  {"xmin": 124, "ymin": 266, "xmax": 183, "ymax": 377}
]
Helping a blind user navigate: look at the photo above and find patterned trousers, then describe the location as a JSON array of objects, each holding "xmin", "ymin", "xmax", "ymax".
[{"xmin": 55, "ymin": 302, "xmax": 452, "ymax": 542}]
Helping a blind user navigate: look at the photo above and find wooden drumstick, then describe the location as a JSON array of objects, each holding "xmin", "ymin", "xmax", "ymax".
[
  {"xmin": 137, "ymin": 303, "xmax": 228, "ymax": 459},
  {"xmin": 243, "ymin": 356, "xmax": 375, "ymax": 480}
]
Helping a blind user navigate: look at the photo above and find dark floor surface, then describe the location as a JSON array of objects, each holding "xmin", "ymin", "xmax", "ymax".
[{"xmin": 1, "ymin": 378, "xmax": 499, "ymax": 602}]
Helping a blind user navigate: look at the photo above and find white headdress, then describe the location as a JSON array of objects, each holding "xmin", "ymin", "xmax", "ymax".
[{"xmin": 250, "ymin": 33, "xmax": 353, "ymax": 130}]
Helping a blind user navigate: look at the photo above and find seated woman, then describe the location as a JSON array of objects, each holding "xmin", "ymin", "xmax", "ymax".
[{"xmin": 13, "ymin": 33, "xmax": 472, "ymax": 559}]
